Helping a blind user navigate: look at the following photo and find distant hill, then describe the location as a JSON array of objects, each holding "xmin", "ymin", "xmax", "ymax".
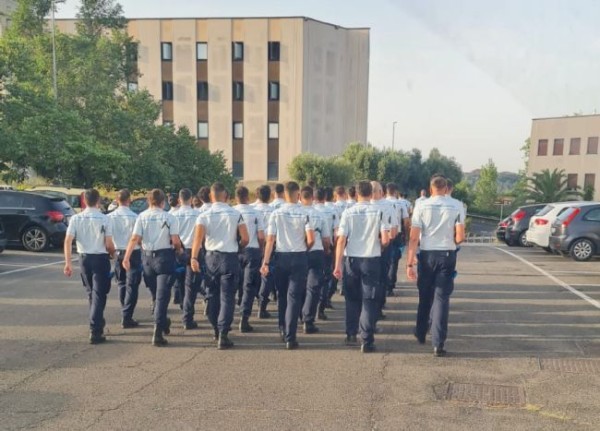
[{"xmin": 464, "ymin": 170, "xmax": 520, "ymax": 192}]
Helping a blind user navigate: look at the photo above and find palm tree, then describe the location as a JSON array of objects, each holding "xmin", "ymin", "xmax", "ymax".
[{"xmin": 527, "ymin": 168, "xmax": 582, "ymax": 203}]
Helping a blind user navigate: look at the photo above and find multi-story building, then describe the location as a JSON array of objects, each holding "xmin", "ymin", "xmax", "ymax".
[
  {"xmin": 0, "ymin": 0, "xmax": 17, "ymax": 35},
  {"xmin": 56, "ymin": 17, "xmax": 370, "ymax": 182},
  {"xmin": 528, "ymin": 114, "xmax": 600, "ymax": 200}
]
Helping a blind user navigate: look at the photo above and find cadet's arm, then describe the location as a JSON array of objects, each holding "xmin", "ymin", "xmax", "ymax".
[
  {"xmin": 322, "ymin": 236, "xmax": 331, "ymax": 254},
  {"xmin": 390, "ymin": 225, "xmax": 398, "ymax": 240},
  {"xmin": 191, "ymin": 225, "xmax": 205, "ymax": 260},
  {"xmin": 257, "ymin": 229, "xmax": 265, "ymax": 250},
  {"xmin": 381, "ymin": 229, "xmax": 391, "ymax": 248},
  {"xmin": 105, "ymin": 236, "xmax": 116, "ymax": 257},
  {"xmin": 122, "ymin": 234, "xmax": 141, "ymax": 271},
  {"xmin": 261, "ymin": 234, "xmax": 276, "ymax": 276},
  {"xmin": 238, "ymin": 223, "xmax": 249, "ymax": 249},
  {"xmin": 455, "ymin": 223, "xmax": 465, "ymax": 245},
  {"xmin": 403, "ymin": 218, "xmax": 411, "ymax": 236},
  {"xmin": 333, "ymin": 235, "xmax": 347, "ymax": 279},
  {"xmin": 63, "ymin": 234, "xmax": 74, "ymax": 277},
  {"xmin": 406, "ymin": 227, "xmax": 421, "ymax": 267},
  {"xmin": 305, "ymin": 229, "xmax": 315, "ymax": 251}
]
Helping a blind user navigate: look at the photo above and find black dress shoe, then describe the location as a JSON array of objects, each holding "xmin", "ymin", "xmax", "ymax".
[
  {"xmin": 212, "ymin": 330, "xmax": 219, "ymax": 343},
  {"xmin": 317, "ymin": 310, "xmax": 328, "ymax": 321},
  {"xmin": 378, "ymin": 313, "xmax": 387, "ymax": 320},
  {"xmin": 163, "ymin": 317, "xmax": 171, "ymax": 335},
  {"xmin": 218, "ymin": 333, "xmax": 234, "ymax": 350},
  {"xmin": 239, "ymin": 317, "xmax": 254, "ymax": 333},
  {"xmin": 152, "ymin": 326, "xmax": 168, "ymax": 347},
  {"xmin": 89, "ymin": 333, "xmax": 106, "ymax": 345},
  {"xmin": 150, "ymin": 301, "xmax": 155, "ymax": 315},
  {"xmin": 433, "ymin": 347, "xmax": 447, "ymax": 357},
  {"xmin": 286, "ymin": 340, "xmax": 299, "ymax": 350},
  {"xmin": 303, "ymin": 322, "xmax": 319, "ymax": 334},
  {"xmin": 257, "ymin": 306, "xmax": 271, "ymax": 319},
  {"xmin": 344, "ymin": 335, "xmax": 358, "ymax": 346},
  {"xmin": 279, "ymin": 329, "xmax": 286, "ymax": 342},
  {"xmin": 121, "ymin": 318, "xmax": 139, "ymax": 329},
  {"xmin": 413, "ymin": 328, "xmax": 426, "ymax": 345},
  {"xmin": 361, "ymin": 343, "xmax": 376, "ymax": 353},
  {"xmin": 184, "ymin": 321, "xmax": 199, "ymax": 330}
]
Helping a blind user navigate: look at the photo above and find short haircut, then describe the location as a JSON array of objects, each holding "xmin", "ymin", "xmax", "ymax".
[
  {"xmin": 148, "ymin": 189, "xmax": 165, "ymax": 206},
  {"xmin": 169, "ymin": 195, "xmax": 179, "ymax": 207},
  {"xmin": 192, "ymin": 196, "xmax": 201, "ymax": 207},
  {"xmin": 324, "ymin": 186, "xmax": 334, "ymax": 201},
  {"xmin": 334, "ymin": 186, "xmax": 346, "ymax": 196},
  {"xmin": 348, "ymin": 186, "xmax": 356, "ymax": 199},
  {"xmin": 258, "ymin": 185, "xmax": 271, "ymax": 203},
  {"xmin": 179, "ymin": 188, "xmax": 192, "ymax": 202},
  {"xmin": 357, "ymin": 181, "xmax": 373, "ymax": 198},
  {"xmin": 446, "ymin": 179, "xmax": 454, "ymax": 190},
  {"xmin": 85, "ymin": 189, "xmax": 101, "ymax": 207},
  {"xmin": 275, "ymin": 183, "xmax": 284, "ymax": 194},
  {"xmin": 236, "ymin": 186, "xmax": 249, "ymax": 202},
  {"xmin": 301, "ymin": 186, "xmax": 313, "ymax": 200},
  {"xmin": 315, "ymin": 187, "xmax": 326, "ymax": 201},
  {"xmin": 386, "ymin": 183, "xmax": 398, "ymax": 194},
  {"xmin": 430, "ymin": 176, "xmax": 448, "ymax": 190},
  {"xmin": 116, "ymin": 188, "xmax": 130, "ymax": 204},
  {"xmin": 198, "ymin": 186, "xmax": 210, "ymax": 203},
  {"xmin": 211, "ymin": 182, "xmax": 226, "ymax": 198},
  {"xmin": 285, "ymin": 181, "xmax": 300, "ymax": 194}
]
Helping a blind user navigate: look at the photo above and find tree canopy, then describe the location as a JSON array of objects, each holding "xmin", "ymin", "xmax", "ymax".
[{"xmin": 527, "ymin": 168, "xmax": 581, "ymax": 203}]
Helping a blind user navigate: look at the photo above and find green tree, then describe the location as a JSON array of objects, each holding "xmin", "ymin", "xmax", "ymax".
[
  {"xmin": 583, "ymin": 184, "xmax": 595, "ymax": 201},
  {"xmin": 422, "ymin": 148, "xmax": 463, "ymax": 187},
  {"xmin": 473, "ymin": 159, "xmax": 499, "ymax": 212},
  {"xmin": 452, "ymin": 180, "xmax": 472, "ymax": 207},
  {"xmin": 288, "ymin": 153, "xmax": 355, "ymax": 187},
  {"xmin": 527, "ymin": 168, "xmax": 581, "ymax": 203}
]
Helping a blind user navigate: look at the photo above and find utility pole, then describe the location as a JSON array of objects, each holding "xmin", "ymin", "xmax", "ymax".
[
  {"xmin": 51, "ymin": 0, "xmax": 58, "ymax": 100},
  {"xmin": 392, "ymin": 121, "xmax": 398, "ymax": 151}
]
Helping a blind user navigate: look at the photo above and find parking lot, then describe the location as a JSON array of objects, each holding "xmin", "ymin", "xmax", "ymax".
[{"xmin": 1, "ymin": 244, "xmax": 599, "ymax": 430}]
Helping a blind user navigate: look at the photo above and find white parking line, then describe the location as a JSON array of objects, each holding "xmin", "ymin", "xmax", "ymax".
[
  {"xmin": 0, "ymin": 260, "xmax": 66, "ymax": 276},
  {"xmin": 550, "ymin": 271, "xmax": 600, "ymax": 275},
  {"xmin": 495, "ymin": 247, "xmax": 600, "ymax": 310}
]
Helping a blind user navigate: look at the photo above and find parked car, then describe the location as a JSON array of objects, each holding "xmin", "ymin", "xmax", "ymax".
[
  {"xmin": 0, "ymin": 191, "xmax": 75, "ymax": 252},
  {"xmin": 526, "ymin": 201, "xmax": 585, "ymax": 252},
  {"xmin": 129, "ymin": 197, "xmax": 171, "ymax": 214},
  {"xmin": 504, "ymin": 204, "xmax": 547, "ymax": 247},
  {"xmin": 495, "ymin": 217, "xmax": 510, "ymax": 242},
  {"xmin": 0, "ymin": 220, "xmax": 7, "ymax": 253},
  {"xmin": 27, "ymin": 186, "xmax": 87, "ymax": 212},
  {"xmin": 549, "ymin": 203, "xmax": 600, "ymax": 261}
]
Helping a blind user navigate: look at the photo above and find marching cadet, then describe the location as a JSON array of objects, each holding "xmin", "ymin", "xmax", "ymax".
[
  {"xmin": 198, "ymin": 186, "xmax": 212, "ymax": 213},
  {"xmin": 300, "ymin": 186, "xmax": 330, "ymax": 334},
  {"xmin": 168, "ymin": 195, "xmax": 179, "ymax": 214},
  {"xmin": 254, "ymin": 185, "xmax": 275, "ymax": 319},
  {"xmin": 191, "ymin": 183, "xmax": 249, "ymax": 349},
  {"xmin": 347, "ymin": 186, "xmax": 357, "ymax": 207},
  {"xmin": 386, "ymin": 183, "xmax": 410, "ymax": 296},
  {"xmin": 123, "ymin": 189, "xmax": 183, "ymax": 347},
  {"xmin": 334, "ymin": 186, "xmax": 348, "ymax": 213},
  {"xmin": 270, "ymin": 183, "xmax": 285, "ymax": 209},
  {"xmin": 172, "ymin": 188, "xmax": 201, "ymax": 330},
  {"xmin": 63, "ymin": 189, "xmax": 116, "ymax": 344},
  {"xmin": 324, "ymin": 186, "xmax": 341, "ymax": 304},
  {"xmin": 108, "ymin": 189, "xmax": 142, "ymax": 329},
  {"xmin": 261, "ymin": 181, "xmax": 315, "ymax": 350},
  {"xmin": 406, "ymin": 176, "xmax": 465, "ymax": 357},
  {"xmin": 233, "ymin": 186, "xmax": 265, "ymax": 333},
  {"xmin": 333, "ymin": 181, "xmax": 390, "ymax": 353}
]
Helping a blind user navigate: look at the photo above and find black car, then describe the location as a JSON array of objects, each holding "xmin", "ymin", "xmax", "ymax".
[
  {"xmin": 129, "ymin": 197, "xmax": 171, "ymax": 214},
  {"xmin": 0, "ymin": 191, "xmax": 75, "ymax": 252},
  {"xmin": 549, "ymin": 203, "xmax": 600, "ymax": 261},
  {"xmin": 504, "ymin": 204, "xmax": 546, "ymax": 247},
  {"xmin": 495, "ymin": 217, "xmax": 510, "ymax": 242},
  {"xmin": 0, "ymin": 220, "xmax": 7, "ymax": 253}
]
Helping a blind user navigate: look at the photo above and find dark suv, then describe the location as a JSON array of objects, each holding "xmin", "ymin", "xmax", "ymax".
[
  {"xmin": 549, "ymin": 203, "xmax": 600, "ymax": 261},
  {"xmin": 0, "ymin": 191, "xmax": 75, "ymax": 252},
  {"xmin": 504, "ymin": 204, "xmax": 546, "ymax": 247}
]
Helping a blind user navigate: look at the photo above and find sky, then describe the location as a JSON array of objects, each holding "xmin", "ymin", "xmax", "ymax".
[{"xmin": 55, "ymin": 0, "xmax": 600, "ymax": 173}]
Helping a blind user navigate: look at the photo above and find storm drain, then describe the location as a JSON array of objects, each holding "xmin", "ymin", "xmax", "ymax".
[
  {"xmin": 539, "ymin": 358, "xmax": 600, "ymax": 374},
  {"xmin": 444, "ymin": 383, "xmax": 526, "ymax": 407}
]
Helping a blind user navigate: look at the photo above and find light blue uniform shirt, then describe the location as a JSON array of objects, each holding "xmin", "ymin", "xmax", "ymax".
[
  {"xmin": 314, "ymin": 202, "xmax": 339, "ymax": 240},
  {"xmin": 253, "ymin": 202, "xmax": 274, "ymax": 229},
  {"xmin": 270, "ymin": 198, "xmax": 285, "ymax": 210},
  {"xmin": 346, "ymin": 199, "xmax": 356, "ymax": 208},
  {"xmin": 338, "ymin": 202, "xmax": 390, "ymax": 258},
  {"xmin": 303, "ymin": 206, "xmax": 329, "ymax": 252},
  {"xmin": 108, "ymin": 205, "xmax": 139, "ymax": 250},
  {"xmin": 411, "ymin": 195, "xmax": 463, "ymax": 251},
  {"xmin": 234, "ymin": 204, "xmax": 264, "ymax": 249},
  {"xmin": 67, "ymin": 208, "xmax": 112, "ymax": 254},
  {"xmin": 173, "ymin": 204, "xmax": 200, "ymax": 249},
  {"xmin": 387, "ymin": 196, "xmax": 409, "ymax": 224},
  {"xmin": 198, "ymin": 203, "xmax": 212, "ymax": 214},
  {"xmin": 132, "ymin": 208, "xmax": 179, "ymax": 251},
  {"xmin": 267, "ymin": 203, "xmax": 313, "ymax": 253},
  {"xmin": 196, "ymin": 202, "xmax": 245, "ymax": 253},
  {"xmin": 371, "ymin": 198, "xmax": 399, "ymax": 232}
]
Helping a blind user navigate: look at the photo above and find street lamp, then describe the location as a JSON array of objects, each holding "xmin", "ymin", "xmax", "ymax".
[
  {"xmin": 50, "ymin": 0, "xmax": 65, "ymax": 100},
  {"xmin": 392, "ymin": 121, "xmax": 398, "ymax": 151}
]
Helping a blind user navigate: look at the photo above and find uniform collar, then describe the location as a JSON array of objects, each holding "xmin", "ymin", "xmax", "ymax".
[
  {"xmin": 212, "ymin": 202, "xmax": 229, "ymax": 208},
  {"xmin": 83, "ymin": 207, "xmax": 101, "ymax": 214}
]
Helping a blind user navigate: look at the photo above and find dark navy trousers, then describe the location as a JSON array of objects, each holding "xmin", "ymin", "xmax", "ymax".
[
  {"xmin": 142, "ymin": 249, "xmax": 176, "ymax": 330},
  {"xmin": 79, "ymin": 253, "xmax": 111, "ymax": 334},
  {"xmin": 377, "ymin": 246, "xmax": 391, "ymax": 312},
  {"xmin": 239, "ymin": 248, "xmax": 262, "ymax": 318},
  {"xmin": 343, "ymin": 256, "xmax": 380, "ymax": 345},
  {"xmin": 387, "ymin": 236, "xmax": 403, "ymax": 293},
  {"xmin": 320, "ymin": 253, "xmax": 334, "ymax": 305},
  {"xmin": 416, "ymin": 250, "xmax": 457, "ymax": 348},
  {"xmin": 274, "ymin": 252, "xmax": 308, "ymax": 342},
  {"xmin": 182, "ymin": 249, "xmax": 201, "ymax": 325},
  {"xmin": 259, "ymin": 254, "xmax": 277, "ymax": 306},
  {"xmin": 204, "ymin": 251, "xmax": 240, "ymax": 334},
  {"xmin": 115, "ymin": 249, "xmax": 142, "ymax": 320},
  {"xmin": 303, "ymin": 250, "xmax": 325, "ymax": 324}
]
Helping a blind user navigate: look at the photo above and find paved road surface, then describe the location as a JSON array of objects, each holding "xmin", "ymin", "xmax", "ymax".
[{"xmin": 0, "ymin": 245, "xmax": 599, "ymax": 430}]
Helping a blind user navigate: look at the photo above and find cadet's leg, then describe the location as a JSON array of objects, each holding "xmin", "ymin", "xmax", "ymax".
[
  {"xmin": 343, "ymin": 257, "xmax": 361, "ymax": 338},
  {"xmin": 90, "ymin": 255, "xmax": 111, "ymax": 335},
  {"xmin": 218, "ymin": 254, "xmax": 239, "ymax": 335},
  {"xmin": 273, "ymin": 255, "xmax": 289, "ymax": 334},
  {"xmin": 182, "ymin": 258, "xmax": 199, "ymax": 327},
  {"xmin": 377, "ymin": 247, "xmax": 391, "ymax": 316},
  {"xmin": 204, "ymin": 253, "xmax": 220, "ymax": 333},
  {"xmin": 154, "ymin": 251, "xmax": 175, "ymax": 332},
  {"xmin": 123, "ymin": 249, "xmax": 141, "ymax": 322},
  {"xmin": 430, "ymin": 252, "xmax": 456, "ymax": 349},
  {"xmin": 303, "ymin": 251, "xmax": 324, "ymax": 325},
  {"xmin": 319, "ymin": 253, "xmax": 333, "ymax": 315},
  {"xmin": 115, "ymin": 253, "xmax": 126, "ymax": 307},
  {"xmin": 416, "ymin": 251, "xmax": 436, "ymax": 340},
  {"xmin": 285, "ymin": 253, "xmax": 308, "ymax": 343},
  {"xmin": 142, "ymin": 256, "xmax": 157, "ymax": 305},
  {"xmin": 240, "ymin": 249, "xmax": 261, "ymax": 318}
]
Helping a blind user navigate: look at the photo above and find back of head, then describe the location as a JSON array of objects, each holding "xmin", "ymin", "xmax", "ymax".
[
  {"xmin": 324, "ymin": 186, "xmax": 334, "ymax": 202},
  {"xmin": 357, "ymin": 181, "xmax": 373, "ymax": 199},
  {"xmin": 446, "ymin": 179, "xmax": 454, "ymax": 193},
  {"xmin": 315, "ymin": 187, "xmax": 326, "ymax": 202},
  {"xmin": 430, "ymin": 176, "xmax": 448, "ymax": 193},
  {"xmin": 236, "ymin": 186, "xmax": 249, "ymax": 204},
  {"xmin": 370, "ymin": 181, "xmax": 382, "ymax": 197},
  {"xmin": 334, "ymin": 186, "xmax": 346, "ymax": 197},
  {"xmin": 211, "ymin": 182, "xmax": 226, "ymax": 202},
  {"xmin": 116, "ymin": 188, "xmax": 131, "ymax": 205},
  {"xmin": 275, "ymin": 183, "xmax": 284, "ymax": 196},
  {"xmin": 348, "ymin": 186, "xmax": 356, "ymax": 199},
  {"xmin": 148, "ymin": 189, "xmax": 166, "ymax": 207},
  {"xmin": 386, "ymin": 183, "xmax": 398, "ymax": 195},
  {"xmin": 179, "ymin": 188, "xmax": 192, "ymax": 203},
  {"xmin": 198, "ymin": 186, "xmax": 211, "ymax": 204},
  {"xmin": 258, "ymin": 185, "xmax": 271, "ymax": 203},
  {"xmin": 169, "ymin": 195, "xmax": 179, "ymax": 207},
  {"xmin": 85, "ymin": 189, "xmax": 101, "ymax": 207},
  {"xmin": 300, "ymin": 186, "xmax": 313, "ymax": 202},
  {"xmin": 285, "ymin": 181, "xmax": 300, "ymax": 195}
]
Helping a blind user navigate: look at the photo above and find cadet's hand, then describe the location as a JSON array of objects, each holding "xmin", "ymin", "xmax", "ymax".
[
  {"xmin": 406, "ymin": 265, "xmax": 417, "ymax": 281},
  {"xmin": 260, "ymin": 263, "xmax": 270, "ymax": 277},
  {"xmin": 64, "ymin": 262, "xmax": 73, "ymax": 277},
  {"xmin": 123, "ymin": 258, "xmax": 131, "ymax": 271},
  {"xmin": 191, "ymin": 258, "xmax": 200, "ymax": 273},
  {"xmin": 333, "ymin": 266, "xmax": 342, "ymax": 280}
]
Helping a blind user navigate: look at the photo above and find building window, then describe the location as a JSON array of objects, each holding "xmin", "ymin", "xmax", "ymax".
[
  {"xmin": 268, "ymin": 81, "xmax": 280, "ymax": 101},
  {"xmin": 232, "ymin": 42, "xmax": 244, "ymax": 61},
  {"xmin": 587, "ymin": 137, "xmax": 598, "ymax": 154},
  {"xmin": 268, "ymin": 122, "xmax": 279, "ymax": 139},
  {"xmin": 197, "ymin": 42, "xmax": 208, "ymax": 61},
  {"xmin": 197, "ymin": 81, "xmax": 208, "ymax": 101},
  {"xmin": 537, "ymin": 139, "xmax": 548, "ymax": 156},
  {"xmin": 161, "ymin": 42, "xmax": 172, "ymax": 61},
  {"xmin": 567, "ymin": 174, "xmax": 578, "ymax": 190},
  {"xmin": 162, "ymin": 81, "xmax": 173, "ymax": 101},
  {"xmin": 552, "ymin": 138, "xmax": 563, "ymax": 156},
  {"xmin": 569, "ymin": 137, "xmax": 581, "ymax": 155},
  {"xmin": 232, "ymin": 162, "xmax": 244, "ymax": 179},
  {"xmin": 197, "ymin": 121, "xmax": 208, "ymax": 139},
  {"xmin": 128, "ymin": 42, "xmax": 138, "ymax": 62},
  {"xmin": 268, "ymin": 162, "xmax": 279, "ymax": 181},
  {"xmin": 233, "ymin": 81, "xmax": 244, "ymax": 101},
  {"xmin": 127, "ymin": 82, "xmax": 138, "ymax": 92},
  {"xmin": 233, "ymin": 122, "xmax": 244, "ymax": 139},
  {"xmin": 584, "ymin": 173, "xmax": 596, "ymax": 188},
  {"xmin": 268, "ymin": 41, "xmax": 280, "ymax": 61}
]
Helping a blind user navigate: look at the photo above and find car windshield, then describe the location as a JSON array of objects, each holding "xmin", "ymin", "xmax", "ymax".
[{"xmin": 536, "ymin": 205, "xmax": 554, "ymax": 217}]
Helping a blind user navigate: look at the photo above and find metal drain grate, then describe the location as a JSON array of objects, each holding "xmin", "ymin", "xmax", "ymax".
[
  {"xmin": 445, "ymin": 383, "xmax": 526, "ymax": 406},
  {"xmin": 539, "ymin": 358, "xmax": 600, "ymax": 374}
]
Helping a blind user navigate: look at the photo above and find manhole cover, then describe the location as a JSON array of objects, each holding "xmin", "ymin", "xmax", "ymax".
[
  {"xmin": 444, "ymin": 383, "xmax": 526, "ymax": 406},
  {"xmin": 539, "ymin": 358, "xmax": 600, "ymax": 374}
]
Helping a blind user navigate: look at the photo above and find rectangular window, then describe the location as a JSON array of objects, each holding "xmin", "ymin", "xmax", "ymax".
[
  {"xmin": 232, "ymin": 42, "xmax": 244, "ymax": 61},
  {"xmin": 268, "ymin": 122, "xmax": 279, "ymax": 139},
  {"xmin": 196, "ymin": 42, "xmax": 208, "ymax": 61},
  {"xmin": 268, "ymin": 81, "xmax": 280, "ymax": 101},
  {"xmin": 268, "ymin": 162, "xmax": 279, "ymax": 181},
  {"xmin": 197, "ymin": 121, "xmax": 208, "ymax": 139},
  {"xmin": 567, "ymin": 173, "xmax": 578, "ymax": 190},
  {"xmin": 162, "ymin": 81, "xmax": 173, "ymax": 101},
  {"xmin": 233, "ymin": 81, "xmax": 244, "ymax": 101},
  {"xmin": 232, "ymin": 162, "xmax": 244, "ymax": 179},
  {"xmin": 233, "ymin": 122, "xmax": 243, "ymax": 139},
  {"xmin": 127, "ymin": 82, "xmax": 138, "ymax": 92},
  {"xmin": 584, "ymin": 173, "xmax": 596, "ymax": 188},
  {"xmin": 587, "ymin": 137, "xmax": 598, "ymax": 154},
  {"xmin": 197, "ymin": 81, "xmax": 208, "ymax": 101},
  {"xmin": 569, "ymin": 137, "xmax": 581, "ymax": 155},
  {"xmin": 128, "ymin": 42, "xmax": 138, "ymax": 62},
  {"xmin": 537, "ymin": 139, "xmax": 548, "ymax": 156},
  {"xmin": 553, "ymin": 138, "xmax": 563, "ymax": 156},
  {"xmin": 161, "ymin": 42, "xmax": 172, "ymax": 61},
  {"xmin": 268, "ymin": 41, "xmax": 280, "ymax": 61}
]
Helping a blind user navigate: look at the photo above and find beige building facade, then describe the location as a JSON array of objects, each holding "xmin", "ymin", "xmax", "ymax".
[
  {"xmin": 56, "ymin": 17, "xmax": 370, "ymax": 181},
  {"xmin": 528, "ymin": 115, "xmax": 600, "ymax": 199},
  {"xmin": 0, "ymin": 0, "xmax": 17, "ymax": 35}
]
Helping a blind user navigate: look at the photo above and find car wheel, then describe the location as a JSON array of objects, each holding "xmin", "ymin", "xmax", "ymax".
[
  {"xmin": 569, "ymin": 239, "xmax": 595, "ymax": 262},
  {"xmin": 22, "ymin": 226, "xmax": 49, "ymax": 252},
  {"xmin": 518, "ymin": 231, "xmax": 530, "ymax": 247}
]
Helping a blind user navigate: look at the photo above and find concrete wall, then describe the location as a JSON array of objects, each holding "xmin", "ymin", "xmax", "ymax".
[{"xmin": 0, "ymin": 0, "xmax": 17, "ymax": 35}]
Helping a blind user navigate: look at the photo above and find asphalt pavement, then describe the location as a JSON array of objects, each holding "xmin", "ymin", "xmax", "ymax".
[{"xmin": 0, "ymin": 245, "xmax": 599, "ymax": 430}]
